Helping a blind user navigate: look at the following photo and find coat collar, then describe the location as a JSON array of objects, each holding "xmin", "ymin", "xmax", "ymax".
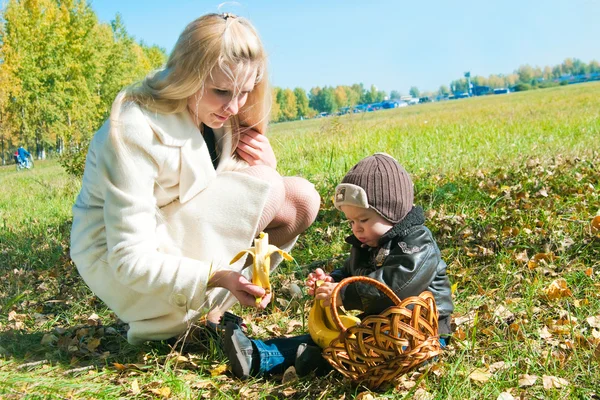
[{"xmin": 141, "ymin": 108, "xmax": 233, "ymax": 204}]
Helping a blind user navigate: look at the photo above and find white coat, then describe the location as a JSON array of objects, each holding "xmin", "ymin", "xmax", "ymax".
[{"xmin": 70, "ymin": 103, "xmax": 293, "ymax": 344}]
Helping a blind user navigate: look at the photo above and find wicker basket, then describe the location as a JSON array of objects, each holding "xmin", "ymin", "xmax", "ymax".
[{"xmin": 322, "ymin": 276, "xmax": 442, "ymax": 389}]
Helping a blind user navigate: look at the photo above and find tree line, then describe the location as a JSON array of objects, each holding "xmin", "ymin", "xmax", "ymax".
[
  {"xmin": 272, "ymin": 57, "xmax": 599, "ymax": 122},
  {"xmin": 445, "ymin": 59, "xmax": 600, "ymax": 95},
  {"xmin": 0, "ymin": 0, "xmax": 167, "ymax": 165}
]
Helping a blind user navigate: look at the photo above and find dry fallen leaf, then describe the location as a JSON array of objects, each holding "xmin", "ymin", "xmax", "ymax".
[
  {"xmin": 528, "ymin": 252, "xmax": 555, "ymax": 270},
  {"xmin": 514, "ymin": 250, "xmax": 529, "ymax": 264},
  {"xmin": 131, "ymin": 379, "xmax": 140, "ymax": 395},
  {"xmin": 538, "ymin": 326, "xmax": 552, "ymax": 340},
  {"xmin": 542, "ymin": 278, "xmax": 572, "ymax": 300},
  {"xmin": 282, "ymin": 366, "xmax": 297, "ymax": 384},
  {"xmin": 87, "ymin": 337, "xmax": 101, "ymax": 352},
  {"xmin": 469, "ymin": 368, "xmax": 492, "ymax": 383},
  {"xmin": 413, "ymin": 388, "xmax": 434, "ymax": 400},
  {"xmin": 542, "ymin": 375, "xmax": 568, "ymax": 389},
  {"xmin": 497, "ymin": 392, "xmax": 515, "ymax": 400},
  {"xmin": 355, "ymin": 393, "xmax": 375, "ymax": 400},
  {"xmin": 587, "ymin": 316, "xmax": 600, "ymax": 329},
  {"xmin": 87, "ymin": 313, "xmax": 101, "ymax": 326},
  {"xmin": 518, "ymin": 374, "xmax": 538, "ymax": 387},
  {"xmin": 285, "ymin": 320, "xmax": 303, "ymax": 334},
  {"xmin": 210, "ymin": 364, "xmax": 228, "ymax": 377},
  {"xmin": 149, "ymin": 386, "xmax": 172, "ymax": 398},
  {"xmin": 488, "ymin": 361, "xmax": 507, "ymax": 373},
  {"xmin": 591, "ymin": 216, "xmax": 600, "ymax": 233}
]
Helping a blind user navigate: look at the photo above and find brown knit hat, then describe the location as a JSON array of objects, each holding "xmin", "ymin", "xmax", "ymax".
[{"xmin": 334, "ymin": 153, "xmax": 414, "ymax": 224}]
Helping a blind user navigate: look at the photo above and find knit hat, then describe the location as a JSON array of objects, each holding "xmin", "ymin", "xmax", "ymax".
[{"xmin": 334, "ymin": 153, "xmax": 414, "ymax": 224}]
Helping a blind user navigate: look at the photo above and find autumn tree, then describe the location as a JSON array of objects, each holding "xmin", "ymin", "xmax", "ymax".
[
  {"xmin": 277, "ymin": 88, "xmax": 297, "ymax": 121},
  {"xmin": 270, "ymin": 87, "xmax": 282, "ymax": 122},
  {"xmin": 0, "ymin": 0, "xmax": 166, "ymax": 165},
  {"xmin": 293, "ymin": 87, "xmax": 311, "ymax": 119}
]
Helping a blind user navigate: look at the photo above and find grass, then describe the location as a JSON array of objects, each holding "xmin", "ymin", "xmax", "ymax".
[{"xmin": 1, "ymin": 82, "xmax": 599, "ymax": 399}]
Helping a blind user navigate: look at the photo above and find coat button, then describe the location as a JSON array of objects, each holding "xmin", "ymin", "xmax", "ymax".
[{"xmin": 172, "ymin": 294, "xmax": 187, "ymax": 307}]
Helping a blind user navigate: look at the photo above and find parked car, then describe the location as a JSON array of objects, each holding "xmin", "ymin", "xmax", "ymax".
[
  {"xmin": 381, "ymin": 100, "xmax": 399, "ymax": 109},
  {"xmin": 419, "ymin": 96, "xmax": 432, "ymax": 103}
]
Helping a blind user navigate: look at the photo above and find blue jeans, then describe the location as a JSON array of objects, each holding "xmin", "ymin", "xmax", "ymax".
[
  {"xmin": 251, "ymin": 334, "xmax": 449, "ymax": 375},
  {"xmin": 251, "ymin": 334, "xmax": 315, "ymax": 375}
]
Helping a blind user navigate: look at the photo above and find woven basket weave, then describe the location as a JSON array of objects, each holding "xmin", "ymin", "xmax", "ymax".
[{"xmin": 322, "ymin": 276, "xmax": 442, "ymax": 389}]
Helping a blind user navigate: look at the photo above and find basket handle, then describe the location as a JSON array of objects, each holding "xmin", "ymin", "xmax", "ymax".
[{"xmin": 329, "ymin": 276, "xmax": 403, "ymax": 333}]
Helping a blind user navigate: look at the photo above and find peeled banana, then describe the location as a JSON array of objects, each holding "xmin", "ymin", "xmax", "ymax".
[
  {"xmin": 230, "ymin": 232, "xmax": 293, "ymax": 305},
  {"xmin": 308, "ymin": 281, "xmax": 361, "ymax": 348}
]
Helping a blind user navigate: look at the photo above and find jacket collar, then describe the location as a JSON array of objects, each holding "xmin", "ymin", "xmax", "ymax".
[
  {"xmin": 141, "ymin": 108, "xmax": 231, "ymax": 204},
  {"xmin": 345, "ymin": 206, "xmax": 425, "ymax": 247}
]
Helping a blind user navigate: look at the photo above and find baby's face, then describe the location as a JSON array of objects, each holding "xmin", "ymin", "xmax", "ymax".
[{"xmin": 339, "ymin": 205, "xmax": 394, "ymax": 247}]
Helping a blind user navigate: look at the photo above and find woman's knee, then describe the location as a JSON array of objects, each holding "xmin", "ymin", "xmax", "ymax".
[
  {"xmin": 242, "ymin": 165, "xmax": 285, "ymax": 205},
  {"xmin": 284, "ymin": 177, "xmax": 321, "ymax": 226}
]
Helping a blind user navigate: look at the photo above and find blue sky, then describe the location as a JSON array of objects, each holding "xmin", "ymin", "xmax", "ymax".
[{"xmin": 90, "ymin": 0, "xmax": 599, "ymax": 95}]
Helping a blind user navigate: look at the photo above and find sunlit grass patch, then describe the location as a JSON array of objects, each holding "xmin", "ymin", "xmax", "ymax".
[{"xmin": 1, "ymin": 83, "xmax": 599, "ymax": 398}]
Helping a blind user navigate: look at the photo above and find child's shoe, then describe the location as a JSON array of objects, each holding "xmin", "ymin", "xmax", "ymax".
[
  {"xmin": 295, "ymin": 343, "xmax": 332, "ymax": 377},
  {"xmin": 223, "ymin": 322, "xmax": 255, "ymax": 380}
]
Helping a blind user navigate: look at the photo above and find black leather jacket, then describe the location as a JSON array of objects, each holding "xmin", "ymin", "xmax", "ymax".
[{"xmin": 330, "ymin": 206, "xmax": 454, "ymax": 334}]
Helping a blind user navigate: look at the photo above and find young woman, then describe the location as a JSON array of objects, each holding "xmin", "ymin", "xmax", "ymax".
[{"xmin": 70, "ymin": 13, "xmax": 320, "ymax": 344}]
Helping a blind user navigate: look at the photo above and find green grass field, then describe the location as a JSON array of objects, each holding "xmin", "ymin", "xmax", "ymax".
[{"xmin": 1, "ymin": 82, "xmax": 599, "ymax": 399}]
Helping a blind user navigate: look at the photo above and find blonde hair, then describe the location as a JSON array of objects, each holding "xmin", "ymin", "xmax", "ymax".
[{"xmin": 110, "ymin": 13, "xmax": 270, "ymax": 155}]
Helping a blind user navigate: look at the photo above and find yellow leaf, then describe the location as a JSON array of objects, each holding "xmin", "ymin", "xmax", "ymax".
[
  {"xmin": 210, "ymin": 363, "xmax": 228, "ymax": 377},
  {"xmin": 469, "ymin": 368, "xmax": 492, "ymax": 383},
  {"xmin": 585, "ymin": 268, "xmax": 593, "ymax": 277},
  {"xmin": 149, "ymin": 387, "xmax": 172, "ymax": 398},
  {"xmin": 591, "ymin": 216, "xmax": 600, "ymax": 233},
  {"xmin": 113, "ymin": 362, "xmax": 126, "ymax": 371},
  {"xmin": 542, "ymin": 278, "xmax": 572, "ymax": 300},
  {"xmin": 87, "ymin": 337, "xmax": 101, "ymax": 352},
  {"xmin": 528, "ymin": 252, "xmax": 555, "ymax": 270},
  {"xmin": 451, "ymin": 282, "xmax": 458, "ymax": 295},
  {"xmin": 518, "ymin": 374, "xmax": 538, "ymax": 387},
  {"xmin": 131, "ymin": 379, "xmax": 140, "ymax": 395}
]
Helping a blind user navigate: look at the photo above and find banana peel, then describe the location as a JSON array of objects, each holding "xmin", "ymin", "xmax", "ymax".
[
  {"xmin": 230, "ymin": 232, "xmax": 293, "ymax": 305},
  {"xmin": 308, "ymin": 281, "xmax": 361, "ymax": 348}
]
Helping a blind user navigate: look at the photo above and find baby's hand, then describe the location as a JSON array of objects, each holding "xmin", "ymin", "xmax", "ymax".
[
  {"xmin": 306, "ymin": 268, "xmax": 333, "ymax": 296},
  {"xmin": 315, "ymin": 281, "xmax": 341, "ymax": 307}
]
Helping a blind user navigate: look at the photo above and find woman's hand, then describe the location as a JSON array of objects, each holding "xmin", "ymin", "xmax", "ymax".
[
  {"xmin": 315, "ymin": 281, "xmax": 341, "ymax": 307},
  {"xmin": 306, "ymin": 268, "xmax": 333, "ymax": 296},
  {"xmin": 235, "ymin": 128, "xmax": 277, "ymax": 169},
  {"xmin": 208, "ymin": 270, "xmax": 272, "ymax": 309}
]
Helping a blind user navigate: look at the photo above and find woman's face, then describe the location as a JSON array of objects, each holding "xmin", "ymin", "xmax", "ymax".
[{"xmin": 187, "ymin": 65, "xmax": 258, "ymax": 129}]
